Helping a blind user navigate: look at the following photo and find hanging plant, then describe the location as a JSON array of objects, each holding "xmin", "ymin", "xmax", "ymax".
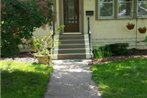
[
  {"xmin": 138, "ymin": 27, "xmax": 147, "ymax": 34},
  {"xmin": 126, "ymin": 23, "xmax": 135, "ymax": 30}
]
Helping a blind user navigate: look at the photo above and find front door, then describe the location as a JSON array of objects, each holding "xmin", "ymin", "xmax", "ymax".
[{"xmin": 63, "ymin": 0, "xmax": 79, "ymax": 32}]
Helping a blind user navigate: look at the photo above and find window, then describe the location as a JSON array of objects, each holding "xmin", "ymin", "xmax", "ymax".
[
  {"xmin": 118, "ymin": 0, "xmax": 133, "ymax": 18},
  {"xmin": 98, "ymin": 0, "xmax": 114, "ymax": 19},
  {"xmin": 137, "ymin": 0, "xmax": 147, "ymax": 17},
  {"xmin": 97, "ymin": 0, "xmax": 147, "ymax": 19}
]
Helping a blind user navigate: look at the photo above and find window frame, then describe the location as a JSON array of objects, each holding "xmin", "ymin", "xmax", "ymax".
[
  {"xmin": 96, "ymin": 0, "xmax": 147, "ymax": 20},
  {"xmin": 117, "ymin": 0, "xmax": 134, "ymax": 19},
  {"xmin": 137, "ymin": 0, "xmax": 147, "ymax": 18},
  {"xmin": 98, "ymin": 0, "xmax": 115, "ymax": 19}
]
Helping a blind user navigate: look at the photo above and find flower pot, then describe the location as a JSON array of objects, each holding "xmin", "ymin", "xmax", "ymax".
[
  {"xmin": 34, "ymin": 54, "xmax": 51, "ymax": 65},
  {"xmin": 126, "ymin": 23, "xmax": 135, "ymax": 30},
  {"xmin": 138, "ymin": 27, "xmax": 147, "ymax": 34}
]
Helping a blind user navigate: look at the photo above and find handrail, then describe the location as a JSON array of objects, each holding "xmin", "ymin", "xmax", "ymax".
[{"xmin": 87, "ymin": 17, "xmax": 93, "ymax": 58}]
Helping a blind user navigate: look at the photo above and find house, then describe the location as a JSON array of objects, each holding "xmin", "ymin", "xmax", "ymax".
[{"xmin": 33, "ymin": 0, "xmax": 147, "ymax": 59}]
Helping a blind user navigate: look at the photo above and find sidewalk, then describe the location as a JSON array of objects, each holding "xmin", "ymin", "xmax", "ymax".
[{"xmin": 44, "ymin": 60, "xmax": 101, "ymax": 98}]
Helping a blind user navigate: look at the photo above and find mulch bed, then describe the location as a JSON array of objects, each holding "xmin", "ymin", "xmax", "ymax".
[
  {"xmin": 16, "ymin": 52, "xmax": 34, "ymax": 57},
  {"xmin": 92, "ymin": 49, "xmax": 147, "ymax": 64}
]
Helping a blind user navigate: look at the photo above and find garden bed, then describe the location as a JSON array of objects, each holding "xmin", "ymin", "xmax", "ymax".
[{"xmin": 93, "ymin": 49, "xmax": 147, "ymax": 64}]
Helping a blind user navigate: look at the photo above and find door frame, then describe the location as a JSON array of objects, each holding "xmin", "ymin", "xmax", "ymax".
[{"xmin": 59, "ymin": 0, "xmax": 84, "ymax": 34}]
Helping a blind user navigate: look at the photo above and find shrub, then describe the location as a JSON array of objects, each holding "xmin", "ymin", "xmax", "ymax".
[
  {"xmin": 1, "ymin": 0, "xmax": 53, "ymax": 57},
  {"xmin": 93, "ymin": 47, "xmax": 112, "ymax": 58},
  {"xmin": 93, "ymin": 43, "xmax": 129, "ymax": 58},
  {"xmin": 104, "ymin": 43, "xmax": 129, "ymax": 56}
]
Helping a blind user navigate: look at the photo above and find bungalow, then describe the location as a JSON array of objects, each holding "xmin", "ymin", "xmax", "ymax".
[{"xmin": 33, "ymin": 0, "xmax": 147, "ymax": 59}]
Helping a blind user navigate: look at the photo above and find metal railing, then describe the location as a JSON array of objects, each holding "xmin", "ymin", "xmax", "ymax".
[{"xmin": 87, "ymin": 17, "xmax": 93, "ymax": 58}]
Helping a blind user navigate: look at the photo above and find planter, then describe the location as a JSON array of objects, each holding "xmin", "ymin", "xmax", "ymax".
[
  {"xmin": 126, "ymin": 23, "xmax": 135, "ymax": 30},
  {"xmin": 34, "ymin": 54, "xmax": 51, "ymax": 65},
  {"xmin": 138, "ymin": 27, "xmax": 147, "ymax": 34}
]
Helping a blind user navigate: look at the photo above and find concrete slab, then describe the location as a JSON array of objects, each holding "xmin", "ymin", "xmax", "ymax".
[{"xmin": 44, "ymin": 60, "xmax": 101, "ymax": 98}]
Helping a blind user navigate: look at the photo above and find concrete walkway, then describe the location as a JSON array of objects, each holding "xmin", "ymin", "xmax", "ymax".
[{"xmin": 44, "ymin": 60, "xmax": 101, "ymax": 98}]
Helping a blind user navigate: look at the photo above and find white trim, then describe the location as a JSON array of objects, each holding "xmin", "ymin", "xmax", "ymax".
[
  {"xmin": 84, "ymin": 34, "xmax": 91, "ymax": 59},
  {"xmin": 52, "ymin": 34, "xmax": 59, "ymax": 59}
]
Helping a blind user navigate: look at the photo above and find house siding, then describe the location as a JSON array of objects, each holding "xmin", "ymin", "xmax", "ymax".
[
  {"xmin": 33, "ymin": 0, "xmax": 147, "ymax": 49},
  {"xmin": 83, "ymin": 0, "xmax": 147, "ymax": 49}
]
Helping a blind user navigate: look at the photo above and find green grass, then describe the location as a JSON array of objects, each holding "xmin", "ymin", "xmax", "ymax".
[
  {"xmin": 0, "ymin": 60, "xmax": 53, "ymax": 98},
  {"xmin": 91, "ymin": 58, "xmax": 147, "ymax": 98}
]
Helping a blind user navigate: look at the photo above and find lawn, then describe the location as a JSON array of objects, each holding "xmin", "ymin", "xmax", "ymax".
[
  {"xmin": 0, "ymin": 60, "xmax": 53, "ymax": 98},
  {"xmin": 91, "ymin": 58, "xmax": 147, "ymax": 98}
]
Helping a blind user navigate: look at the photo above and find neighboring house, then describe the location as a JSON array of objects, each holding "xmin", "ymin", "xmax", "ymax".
[{"xmin": 33, "ymin": 0, "xmax": 147, "ymax": 59}]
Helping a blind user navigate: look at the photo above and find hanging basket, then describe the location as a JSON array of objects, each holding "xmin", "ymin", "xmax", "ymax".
[
  {"xmin": 126, "ymin": 23, "xmax": 135, "ymax": 30},
  {"xmin": 138, "ymin": 27, "xmax": 147, "ymax": 34}
]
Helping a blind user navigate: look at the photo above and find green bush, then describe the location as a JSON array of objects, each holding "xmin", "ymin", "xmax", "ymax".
[
  {"xmin": 93, "ymin": 43, "xmax": 129, "ymax": 58},
  {"xmin": 93, "ymin": 47, "xmax": 112, "ymax": 58},
  {"xmin": 1, "ymin": 0, "xmax": 52, "ymax": 57},
  {"xmin": 104, "ymin": 43, "xmax": 129, "ymax": 56}
]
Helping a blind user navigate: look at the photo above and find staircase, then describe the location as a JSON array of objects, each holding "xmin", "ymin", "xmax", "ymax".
[{"xmin": 56, "ymin": 34, "xmax": 90, "ymax": 59}]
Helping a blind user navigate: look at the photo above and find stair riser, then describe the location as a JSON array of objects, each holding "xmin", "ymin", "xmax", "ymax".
[
  {"xmin": 60, "ymin": 36, "xmax": 84, "ymax": 39},
  {"xmin": 59, "ymin": 45, "xmax": 85, "ymax": 49},
  {"xmin": 60, "ymin": 40, "xmax": 84, "ymax": 44},
  {"xmin": 58, "ymin": 55, "xmax": 86, "ymax": 59},
  {"xmin": 59, "ymin": 49, "xmax": 86, "ymax": 54},
  {"xmin": 59, "ymin": 34, "xmax": 84, "ymax": 37}
]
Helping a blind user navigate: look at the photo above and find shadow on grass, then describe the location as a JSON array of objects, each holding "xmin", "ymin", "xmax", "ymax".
[
  {"xmin": 1, "ymin": 70, "xmax": 50, "ymax": 98},
  {"xmin": 92, "ymin": 58, "xmax": 147, "ymax": 98}
]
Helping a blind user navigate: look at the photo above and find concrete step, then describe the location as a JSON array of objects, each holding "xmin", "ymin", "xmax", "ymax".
[
  {"xmin": 59, "ymin": 34, "xmax": 84, "ymax": 37},
  {"xmin": 59, "ymin": 34, "xmax": 84, "ymax": 40},
  {"xmin": 58, "ymin": 49, "xmax": 86, "ymax": 54},
  {"xmin": 59, "ymin": 44, "xmax": 85, "ymax": 49},
  {"xmin": 57, "ymin": 34, "xmax": 87, "ymax": 59},
  {"xmin": 58, "ymin": 53, "xmax": 86, "ymax": 59},
  {"xmin": 60, "ymin": 40, "xmax": 85, "ymax": 44}
]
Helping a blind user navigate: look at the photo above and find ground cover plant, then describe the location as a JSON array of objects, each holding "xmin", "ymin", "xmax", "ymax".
[
  {"xmin": 91, "ymin": 58, "xmax": 147, "ymax": 98},
  {"xmin": 0, "ymin": 60, "xmax": 53, "ymax": 98}
]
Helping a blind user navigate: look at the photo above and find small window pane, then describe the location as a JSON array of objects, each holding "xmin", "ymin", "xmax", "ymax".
[
  {"xmin": 99, "ymin": 0, "xmax": 114, "ymax": 18},
  {"xmin": 118, "ymin": 0, "xmax": 133, "ymax": 18},
  {"xmin": 138, "ymin": 0, "xmax": 147, "ymax": 17}
]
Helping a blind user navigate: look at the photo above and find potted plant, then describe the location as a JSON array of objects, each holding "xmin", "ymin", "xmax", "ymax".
[
  {"xmin": 32, "ymin": 33, "xmax": 53, "ymax": 65},
  {"xmin": 138, "ymin": 26, "xmax": 147, "ymax": 34},
  {"xmin": 126, "ymin": 23, "xmax": 135, "ymax": 30}
]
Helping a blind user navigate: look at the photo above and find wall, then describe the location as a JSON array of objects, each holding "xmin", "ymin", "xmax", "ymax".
[
  {"xmin": 33, "ymin": 24, "xmax": 52, "ymax": 38},
  {"xmin": 84, "ymin": 0, "xmax": 147, "ymax": 49}
]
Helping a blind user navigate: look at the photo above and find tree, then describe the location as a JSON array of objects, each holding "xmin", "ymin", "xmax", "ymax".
[{"xmin": 1, "ymin": 0, "xmax": 53, "ymax": 57}]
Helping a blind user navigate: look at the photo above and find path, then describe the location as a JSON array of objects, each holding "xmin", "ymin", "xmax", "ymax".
[{"xmin": 44, "ymin": 59, "xmax": 101, "ymax": 98}]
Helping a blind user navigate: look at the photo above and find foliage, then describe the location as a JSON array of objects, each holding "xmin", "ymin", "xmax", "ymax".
[
  {"xmin": 105, "ymin": 43, "xmax": 129, "ymax": 56},
  {"xmin": 144, "ymin": 36, "xmax": 147, "ymax": 43},
  {"xmin": 142, "ymin": 36, "xmax": 147, "ymax": 45},
  {"xmin": 93, "ymin": 43, "xmax": 129, "ymax": 58},
  {"xmin": 32, "ymin": 33, "xmax": 53, "ymax": 56},
  {"xmin": 32, "ymin": 26, "xmax": 63, "ymax": 56},
  {"xmin": 91, "ymin": 58, "xmax": 147, "ymax": 98},
  {"xmin": 1, "ymin": 0, "xmax": 53, "ymax": 57},
  {"xmin": 0, "ymin": 60, "xmax": 53, "ymax": 98},
  {"xmin": 93, "ymin": 48, "xmax": 112, "ymax": 59}
]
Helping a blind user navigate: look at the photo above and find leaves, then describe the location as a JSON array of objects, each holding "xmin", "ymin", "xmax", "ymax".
[{"xmin": 1, "ymin": 0, "xmax": 53, "ymax": 57}]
